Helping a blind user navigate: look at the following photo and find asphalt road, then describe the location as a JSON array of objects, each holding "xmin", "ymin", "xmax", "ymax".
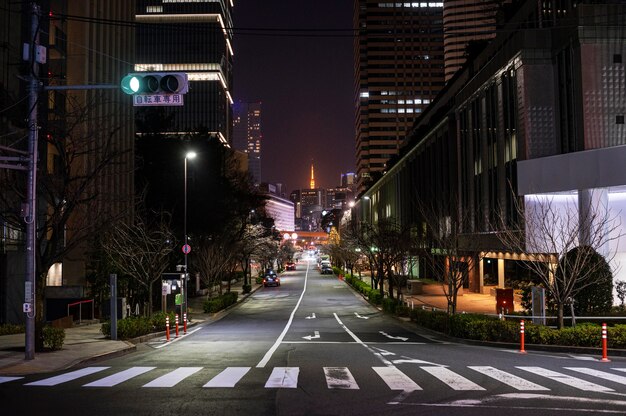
[{"xmin": 3, "ymin": 260, "xmax": 626, "ymax": 415}]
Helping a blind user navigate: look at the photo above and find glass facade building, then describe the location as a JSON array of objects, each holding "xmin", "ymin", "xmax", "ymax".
[{"xmin": 135, "ymin": 0, "xmax": 234, "ymax": 143}]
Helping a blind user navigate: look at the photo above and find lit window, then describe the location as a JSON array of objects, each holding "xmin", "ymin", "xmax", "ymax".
[
  {"xmin": 146, "ymin": 6, "xmax": 163, "ymax": 13},
  {"xmin": 47, "ymin": 263, "xmax": 62, "ymax": 286},
  {"xmin": 360, "ymin": 91, "xmax": 370, "ymax": 98}
]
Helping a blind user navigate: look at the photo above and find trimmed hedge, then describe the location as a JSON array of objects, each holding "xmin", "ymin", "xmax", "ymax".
[
  {"xmin": 42, "ymin": 326, "xmax": 65, "ymax": 350},
  {"xmin": 409, "ymin": 308, "xmax": 626, "ymax": 348},
  {"xmin": 101, "ymin": 311, "xmax": 176, "ymax": 340},
  {"xmin": 203, "ymin": 291, "xmax": 239, "ymax": 313},
  {"xmin": 0, "ymin": 323, "xmax": 25, "ymax": 336}
]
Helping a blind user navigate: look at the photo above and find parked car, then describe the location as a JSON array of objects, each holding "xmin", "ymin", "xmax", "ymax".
[
  {"xmin": 285, "ymin": 262, "xmax": 296, "ymax": 271},
  {"xmin": 320, "ymin": 265, "xmax": 333, "ymax": 275},
  {"xmin": 263, "ymin": 273, "xmax": 280, "ymax": 287}
]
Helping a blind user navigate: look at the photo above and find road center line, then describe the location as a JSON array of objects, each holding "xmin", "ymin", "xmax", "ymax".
[
  {"xmin": 256, "ymin": 262, "xmax": 310, "ymax": 368},
  {"xmin": 333, "ymin": 313, "xmax": 393, "ymax": 366}
]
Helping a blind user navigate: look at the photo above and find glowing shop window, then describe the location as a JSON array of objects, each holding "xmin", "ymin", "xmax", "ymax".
[{"xmin": 47, "ymin": 263, "xmax": 62, "ymax": 286}]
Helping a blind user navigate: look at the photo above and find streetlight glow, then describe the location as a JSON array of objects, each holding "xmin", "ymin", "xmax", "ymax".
[{"xmin": 186, "ymin": 151, "xmax": 197, "ymax": 160}]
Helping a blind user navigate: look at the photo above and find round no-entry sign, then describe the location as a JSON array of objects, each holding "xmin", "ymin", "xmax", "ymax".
[{"xmin": 182, "ymin": 244, "xmax": 191, "ymax": 254}]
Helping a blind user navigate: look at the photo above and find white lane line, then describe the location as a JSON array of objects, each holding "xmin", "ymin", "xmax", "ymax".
[
  {"xmin": 257, "ymin": 263, "xmax": 310, "ymax": 368},
  {"xmin": 26, "ymin": 367, "xmax": 110, "ymax": 386},
  {"xmin": 517, "ymin": 367, "xmax": 614, "ymax": 392},
  {"xmin": 153, "ymin": 327, "xmax": 203, "ymax": 349},
  {"xmin": 566, "ymin": 367, "xmax": 626, "ymax": 386},
  {"xmin": 334, "ymin": 313, "xmax": 393, "ymax": 366},
  {"xmin": 203, "ymin": 367, "xmax": 251, "ymax": 388},
  {"xmin": 611, "ymin": 368, "xmax": 626, "ymax": 374},
  {"xmin": 143, "ymin": 367, "xmax": 203, "ymax": 388},
  {"xmin": 265, "ymin": 367, "xmax": 299, "ymax": 388},
  {"xmin": 324, "ymin": 367, "xmax": 360, "ymax": 389},
  {"xmin": 468, "ymin": 366, "xmax": 549, "ymax": 391},
  {"xmin": 83, "ymin": 367, "xmax": 155, "ymax": 387},
  {"xmin": 373, "ymin": 366, "xmax": 421, "ymax": 391},
  {"xmin": 421, "ymin": 367, "xmax": 485, "ymax": 391},
  {"xmin": 0, "ymin": 376, "xmax": 23, "ymax": 384}
]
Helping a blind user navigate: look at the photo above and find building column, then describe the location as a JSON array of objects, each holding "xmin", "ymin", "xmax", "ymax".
[
  {"xmin": 498, "ymin": 258, "xmax": 505, "ymax": 288},
  {"xmin": 578, "ymin": 188, "xmax": 609, "ymax": 256},
  {"xmin": 478, "ymin": 258, "xmax": 485, "ymax": 293}
]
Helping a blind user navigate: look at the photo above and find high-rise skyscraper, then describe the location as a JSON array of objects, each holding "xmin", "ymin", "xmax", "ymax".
[
  {"xmin": 443, "ymin": 0, "xmax": 505, "ymax": 82},
  {"xmin": 233, "ymin": 101, "xmax": 262, "ymax": 184},
  {"xmin": 354, "ymin": 1, "xmax": 445, "ymax": 192},
  {"xmin": 134, "ymin": 1, "xmax": 234, "ymax": 143}
]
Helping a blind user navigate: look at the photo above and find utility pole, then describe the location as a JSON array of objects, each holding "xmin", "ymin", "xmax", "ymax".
[{"xmin": 24, "ymin": 2, "xmax": 41, "ymax": 361}]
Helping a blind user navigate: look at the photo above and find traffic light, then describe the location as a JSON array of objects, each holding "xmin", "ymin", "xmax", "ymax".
[{"xmin": 120, "ymin": 72, "xmax": 189, "ymax": 95}]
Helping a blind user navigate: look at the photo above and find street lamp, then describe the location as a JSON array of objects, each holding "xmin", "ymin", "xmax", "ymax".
[{"xmin": 184, "ymin": 151, "xmax": 196, "ymax": 320}]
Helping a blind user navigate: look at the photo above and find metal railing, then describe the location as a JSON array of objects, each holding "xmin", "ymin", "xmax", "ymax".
[{"xmin": 67, "ymin": 299, "xmax": 94, "ymax": 324}]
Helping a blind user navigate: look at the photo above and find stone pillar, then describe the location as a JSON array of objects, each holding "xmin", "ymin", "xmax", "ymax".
[{"xmin": 498, "ymin": 258, "xmax": 505, "ymax": 288}]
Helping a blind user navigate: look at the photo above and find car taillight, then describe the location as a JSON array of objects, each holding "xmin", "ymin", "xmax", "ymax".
[{"xmin": 263, "ymin": 279, "xmax": 266, "ymax": 283}]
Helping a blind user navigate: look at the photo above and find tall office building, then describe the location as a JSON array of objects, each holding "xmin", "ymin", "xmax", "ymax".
[
  {"xmin": 134, "ymin": 1, "xmax": 234, "ymax": 143},
  {"xmin": 443, "ymin": 0, "xmax": 505, "ymax": 82},
  {"xmin": 1, "ymin": 1, "xmax": 135, "ymax": 322},
  {"xmin": 354, "ymin": 1, "xmax": 445, "ymax": 192},
  {"xmin": 233, "ymin": 101, "xmax": 262, "ymax": 184}
]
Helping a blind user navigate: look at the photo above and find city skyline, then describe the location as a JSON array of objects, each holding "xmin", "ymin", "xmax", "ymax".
[{"xmin": 232, "ymin": 0, "xmax": 354, "ymax": 193}]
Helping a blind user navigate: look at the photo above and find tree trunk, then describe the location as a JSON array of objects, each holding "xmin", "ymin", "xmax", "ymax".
[
  {"xmin": 148, "ymin": 283, "xmax": 153, "ymax": 317},
  {"xmin": 557, "ymin": 302, "xmax": 565, "ymax": 329}
]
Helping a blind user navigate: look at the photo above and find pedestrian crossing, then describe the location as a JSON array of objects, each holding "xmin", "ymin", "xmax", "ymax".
[{"xmin": 4, "ymin": 365, "xmax": 626, "ymax": 393}]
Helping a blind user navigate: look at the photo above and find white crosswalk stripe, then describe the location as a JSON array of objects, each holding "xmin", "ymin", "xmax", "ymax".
[
  {"xmin": 144, "ymin": 367, "xmax": 203, "ymax": 388},
  {"xmin": 566, "ymin": 367, "xmax": 626, "ymax": 386},
  {"xmin": 468, "ymin": 366, "xmax": 549, "ymax": 391},
  {"xmin": 204, "ymin": 367, "xmax": 251, "ymax": 388},
  {"xmin": 373, "ymin": 366, "xmax": 421, "ymax": 391},
  {"xmin": 26, "ymin": 367, "xmax": 110, "ymax": 386},
  {"xmin": 84, "ymin": 367, "xmax": 155, "ymax": 387},
  {"xmin": 10, "ymin": 365, "xmax": 626, "ymax": 392},
  {"xmin": 420, "ymin": 366, "xmax": 485, "ymax": 391},
  {"xmin": 324, "ymin": 367, "xmax": 359, "ymax": 389},
  {"xmin": 0, "ymin": 376, "xmax": 23, "ymax": 384},
  {"xmin": 517, "ymin": 366, "xmax": 614, "ymax": 392},
  {"xmin": 265, "ymin": 367, "xmax": 299, "ymax": 388}
]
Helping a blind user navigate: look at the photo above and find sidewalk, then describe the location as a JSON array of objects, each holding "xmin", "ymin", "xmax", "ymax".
[{"xmin": 0, "ymin": 279, "xmax": 261, "ymax": 377}]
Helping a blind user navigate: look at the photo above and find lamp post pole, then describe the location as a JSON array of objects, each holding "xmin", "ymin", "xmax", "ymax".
[{"xmin": 183, "ymin": 152, "xmax": 196, "ymax": 319}]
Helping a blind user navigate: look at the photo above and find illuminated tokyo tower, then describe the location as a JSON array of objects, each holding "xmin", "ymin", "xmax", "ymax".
[{"xmin": 310, "ymin": 161, "xmax": 315, "ymax": 189}]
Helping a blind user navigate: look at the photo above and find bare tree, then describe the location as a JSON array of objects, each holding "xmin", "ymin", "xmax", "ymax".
[
  {"xmin": 497, "ymin": 192, "xmax": 621, "ymax": 328},
  {"xmin": 195, "ymin": 234, "xmax": 237, "ymax": 296},
  {"xmin": 102, "ymin": 213, "xmax": 175, "ymax": 316},
  {"xmin": 0, "ymin": 93, "xmax": 132, "ymax": 344}
]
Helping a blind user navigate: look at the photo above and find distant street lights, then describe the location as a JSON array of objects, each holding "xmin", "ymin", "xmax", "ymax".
[{"xmin": 184, "ymin": 151, "xmax": 196, "ymax": 319}]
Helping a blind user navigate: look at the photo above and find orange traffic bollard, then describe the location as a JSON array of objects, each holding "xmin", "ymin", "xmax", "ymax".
[
  {"xmin": 175, "ymin": 314, "xmax": 179, "ymax": 338},
  {"xmin": 183, "ymin": 312, "xmax": 187, "ymax": 334},
  {"xmin": 166, "ymin": 315, "xmax": 170, "ymax": 342},
  {"xmin": 601, "ymin": 322, "xmax": 610, "ymax": 362},
  {"xmin": 519, "ymin": 320, "xmax": 526, "ymax": 354}
]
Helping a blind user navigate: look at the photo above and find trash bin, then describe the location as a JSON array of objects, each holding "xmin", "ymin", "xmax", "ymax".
[
  {"xmin": 495, "ymin": 288, "xmax": 514, "ymax": 314},
  {"xmin": 407, "ymin": 280, "xmax": 423, "ymax": 295}
]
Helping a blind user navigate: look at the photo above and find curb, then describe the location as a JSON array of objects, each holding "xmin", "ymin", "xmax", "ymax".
[{"xmin": 341, "ymin": 276, "xmax": 626, "ymax": 357}]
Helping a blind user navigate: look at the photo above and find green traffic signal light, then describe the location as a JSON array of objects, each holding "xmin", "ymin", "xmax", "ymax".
[
  {"xmin": 121, "ymin": 74, "xmax": 141, "ymax": 95},
  {"xmin": 121, "ymin": 72, "xmax": 189, "ymax": 95}
]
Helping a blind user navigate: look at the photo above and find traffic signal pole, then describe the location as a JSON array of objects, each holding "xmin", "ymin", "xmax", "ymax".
[{"xmin": 24, "ymin": 1, "xmax": 41, "ymax": 361}]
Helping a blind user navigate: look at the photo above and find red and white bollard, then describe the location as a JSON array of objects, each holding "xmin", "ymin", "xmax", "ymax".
[
  {"xmin": 183, "ymin": 312, "xmax": 187, "ymax": 334},
  {"xmin": 601, "ymin": 322, "xmax": 610, "ymax": 362},
  {"xmin": 175, "ymin": 314, "xmax": 180, "ymax": 338},
  {"xmin": 519, "ymin": 320, "xmax": 526, "ymax": 354},
  {"xmin": 165, "ymin": 315, "xmax": 170, "ymax": 342}
]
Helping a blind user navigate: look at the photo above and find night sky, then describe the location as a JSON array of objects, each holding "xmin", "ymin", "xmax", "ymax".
[{"xmin": 232, "ymin": 1, "xmax": 355, "ymax": 194}]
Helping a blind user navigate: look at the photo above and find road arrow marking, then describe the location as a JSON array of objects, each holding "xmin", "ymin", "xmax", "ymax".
[
  {"xmin": 373, "ymin": 347, "xmax": 396, "ymax": 356},
  {"xmin": 379, "ymin": 331, "xmax": 408, "ymax": 341},
  {"xmin": 305, "ymin": 313, "xmax": 316, "ymax": 319},
  {"xmin": 354, "ymin": 312, "xmax": 369, "ymax": 319},
  {"xmin": 303, "ymin": 331, "xmax": 320, "ymax": 341}
]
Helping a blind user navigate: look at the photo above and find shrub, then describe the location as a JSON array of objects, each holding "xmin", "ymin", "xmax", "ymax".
[
  {"xmin": 368, "ymin": 290, "xmax": 383, "ymax": 305},
  {"xmin": 242, "ymin": 284, "xmax": 252, "ymax": 294},
  {"xmin": 42, "ymin": 326, "xmax": 65, "ymax": 350},
  {"xmin": 255, "ymin": 276, "xmax": 264, "ymax": 284},
  {"xmin": 203, "ymin": 291, "xmax": 239, "ymax": 313},
  {"xmin": 382, "ymin": 297, "xmax": 401, "ymax": 314},
  {"xmin": 0, "ymin": 323, "xmax": 25, "ymax": 336}
]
